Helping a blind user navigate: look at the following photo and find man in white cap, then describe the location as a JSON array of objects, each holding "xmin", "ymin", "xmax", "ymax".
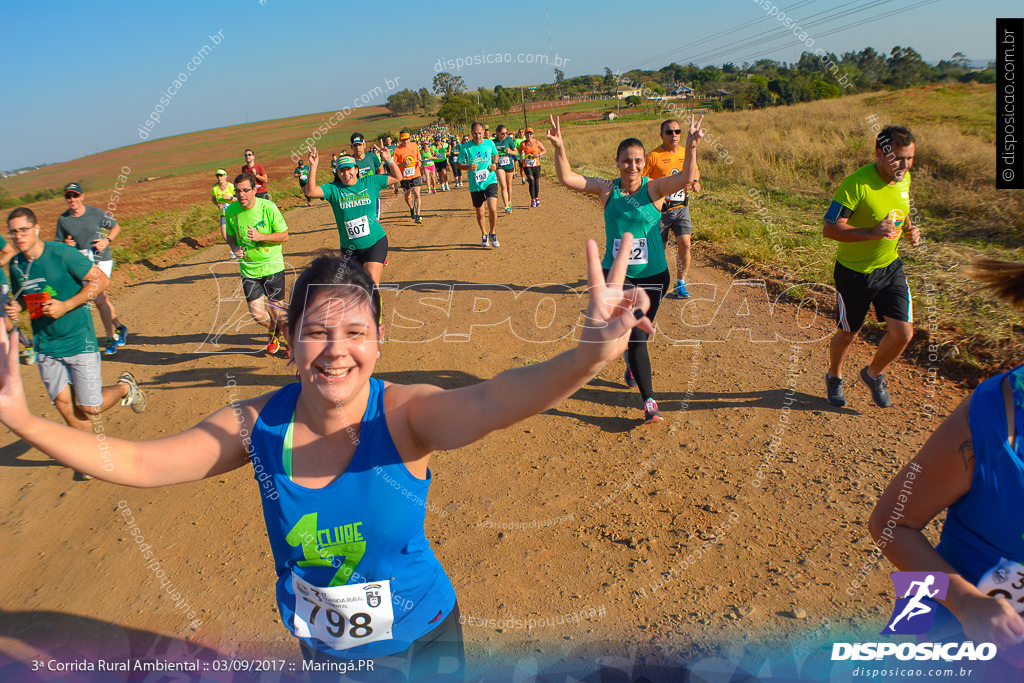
[{"xmin": 55, "ymin": 182, "xmax": 128, "ymax": 356}]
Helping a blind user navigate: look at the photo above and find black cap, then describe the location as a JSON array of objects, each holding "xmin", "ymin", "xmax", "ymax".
[
  {"xmin": 64, "ymin": 182, "xmax": 83, "ymax": 195},
  {"xmin": 350, "ymin": 133, "xmax": 365, "ymax": 144}
]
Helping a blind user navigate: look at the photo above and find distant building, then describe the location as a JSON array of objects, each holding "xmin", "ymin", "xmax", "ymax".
[
  {"xmin": 603, "ymin": 111, "xmax": 619, "ymax": 121},
  {"xmin": 670, "ymin": 85, "xmax": 694, "ymax": 98},
  {"xmin": 614, "ymin": 85, "xmax": 641, "ymax": 99}
]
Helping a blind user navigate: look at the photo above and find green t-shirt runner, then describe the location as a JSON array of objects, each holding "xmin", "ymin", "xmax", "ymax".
[
  {"xmin": 354, "ymin": 153, "xmax": 381, "ymax": 179},
  {"xmin": 320, "ymin": 175, "xmax": 390, "ymax": 250},
  {"xmin": 494, "ymin": 137, "xmax": 517, "ymax": 171},
  {"xmin": 458, "ymin": 140, "xmax": 499, "ymax": 192},
  {"xmin": 224, "ymin": 198, "xmax": 288, "ymax": 278},
  {"xmin": 8, "ymin": 242, "xmax": 96, "ymax": 358},
  {"xmin": 829, "ymin": 163, "xmax": 911, "ymax": 273}
]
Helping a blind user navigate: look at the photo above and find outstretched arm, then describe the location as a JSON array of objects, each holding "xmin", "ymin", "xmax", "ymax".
[
  {"xmin": 0, "ymin": 323, "xmax": 254, "ymax": 487},
  {"xmin": 546, "ymin": 114, "xmax": 611, "ymax": 197},
  {"xmin": 870, "ymin": 395, "xmax": 1024, "ymax": 647},
  {"xmin": 397, "ymin": 236, "xmax": 654, "ymax": 454}
]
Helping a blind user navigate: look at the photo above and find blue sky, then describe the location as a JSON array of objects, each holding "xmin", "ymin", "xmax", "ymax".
[{"xmin": 0, "ymin": 0, "xmax": 1013, "ymax": 170}]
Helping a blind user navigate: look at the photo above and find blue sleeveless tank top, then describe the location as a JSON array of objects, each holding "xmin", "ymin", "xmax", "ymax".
[
  {"xmin": 601, "ymin": 177, "xmax": 668, "ymax": 279},
  {"xmin": 251, "ymin": 379, "xmax": 456, "ymax": 658},
  {"xmin": 936, "ymin": 365, "xmax": 1024, "ymax": 584}
]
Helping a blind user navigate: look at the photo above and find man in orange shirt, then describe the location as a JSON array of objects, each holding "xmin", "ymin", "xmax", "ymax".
[
  {"xmin": 392, "ymin": 130, "xmax": 423, "ymax": 224},
  {"xmin": 642, "ymin": 119, "xmax": 701, "ymax": 298}
]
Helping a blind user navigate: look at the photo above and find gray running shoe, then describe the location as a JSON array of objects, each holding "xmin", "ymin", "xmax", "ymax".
[
  {"xmin": 860, "ymin": 367, "xmax": 892, "ymax": 407},
  {"xmin": 118, "ymin": 371, "xmax": 147, "ymax": 413},
  {"xmin": 825, "ymin": 373, "xmax": 846, "ymax": 407}
]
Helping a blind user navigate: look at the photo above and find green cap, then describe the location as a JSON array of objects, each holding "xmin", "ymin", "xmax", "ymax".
[{"xmin": 335, "ymin": 156, "xmax": 357, "ymax": 169}]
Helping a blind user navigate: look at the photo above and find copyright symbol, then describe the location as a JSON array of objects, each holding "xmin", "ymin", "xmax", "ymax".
[{"xmin": 1003, "ymin": 168, "xmax": 1015, "ymax": 182}]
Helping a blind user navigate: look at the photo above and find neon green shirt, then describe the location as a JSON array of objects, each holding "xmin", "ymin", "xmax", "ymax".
[
  {"xmin": 832, "ymin": 163, "xmax": 911, "ymax": 273},
  {"xmin": 212, "ymin": 183, "xmax": 236, "ymax": 215},
  {"xmin": 225, "ymin": 198, "xmax": 288, "ymax": 278}
]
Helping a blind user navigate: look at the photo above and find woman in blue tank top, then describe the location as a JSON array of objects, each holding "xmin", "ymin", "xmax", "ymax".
[
  {"xmin": 870, "ymin": 258, "xmax": 1024, "ymax": 661},
  {"xmin": 0, "ymin": 240, "xmax": 657, "ymax": 681},
  {"xmin": 546, "ymin": 112, "xmax": 704, "ymax": 426}
]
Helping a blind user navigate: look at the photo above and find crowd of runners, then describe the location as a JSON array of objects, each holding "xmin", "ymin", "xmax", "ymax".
[{"xmin": 2, "ymin": 107, "xmax": 1022, "ymax": 682}]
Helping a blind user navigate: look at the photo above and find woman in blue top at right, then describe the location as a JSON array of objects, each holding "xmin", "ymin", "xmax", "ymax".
[
  {"xmin": 871, "ymin": 258, "xmax": 1024, "ymax": 664},
  {"xmin": 546, "ymin": 112, "xmax": 704, "ymax": 425}
]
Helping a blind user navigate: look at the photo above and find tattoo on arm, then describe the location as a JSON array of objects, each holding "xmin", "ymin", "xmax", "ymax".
[{"xmin": 958, "ymin": 439, "xmax": 975, "ymax": 471}]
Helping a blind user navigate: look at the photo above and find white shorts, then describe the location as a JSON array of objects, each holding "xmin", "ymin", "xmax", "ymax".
[{"xmin": 77, "ymin": 250, "xmax": 113, "ymax": 278}]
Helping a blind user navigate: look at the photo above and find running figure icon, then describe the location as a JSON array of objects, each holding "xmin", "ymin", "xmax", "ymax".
[{"xmin": 883, "ymin": 572, "xmax": 949, "ymax": 635}]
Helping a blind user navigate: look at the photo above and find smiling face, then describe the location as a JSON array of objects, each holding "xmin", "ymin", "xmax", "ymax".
[
  {"xmin": 616, "ymin": 145, "xmax": 646, "ymax": 181},
  {"xmin": 288, "ymin": 289, "xmax": 383, "ymax": 409},
  {"xmin": 65, "ymin": 191, "xmax": 84, "ymax": 214},
  {"xmin": 336, "ymin": 165, "xmax": 358, "ymax": 185}
]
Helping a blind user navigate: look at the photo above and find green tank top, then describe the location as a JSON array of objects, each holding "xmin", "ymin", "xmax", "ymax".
[
  {"xmin": 494, "ymin": 138, "xmax": 517, "ymax": 169},
  {"xmin": 601, "ymin": 177, "xmax": 668, "ymax": 279}
]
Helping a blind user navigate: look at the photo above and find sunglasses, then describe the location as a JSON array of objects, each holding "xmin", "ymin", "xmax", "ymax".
[
  {"xmin": 65, "ymin": 192, "xmax": 82, "ymax": 199},
  {"xmin": 663, "ymin": 129, "xmax": 682, "ymax": 135}
]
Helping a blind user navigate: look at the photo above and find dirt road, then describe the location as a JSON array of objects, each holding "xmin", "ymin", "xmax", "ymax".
[{"xmin": 0, "ymin": 178, "xmax": 967, "ymax": 681}]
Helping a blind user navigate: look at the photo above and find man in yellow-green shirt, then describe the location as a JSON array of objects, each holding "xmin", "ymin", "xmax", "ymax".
[
  {"xmin": 823, "ymin": 125, "xmax": 921, "ymax": 409},
  {"xmin": 225, "ymin": 173, "xmax": 290, "ymax": 357}
]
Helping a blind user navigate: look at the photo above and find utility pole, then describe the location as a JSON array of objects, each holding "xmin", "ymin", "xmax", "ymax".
[{"xmin": 521, "ymin": 87, "xmax": 528, "ymax": 131}]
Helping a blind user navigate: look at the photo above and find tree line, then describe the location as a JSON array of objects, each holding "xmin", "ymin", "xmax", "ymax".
[{"xmin": 385, "ymin": 46, "xmax": 993, "ymax": 123}]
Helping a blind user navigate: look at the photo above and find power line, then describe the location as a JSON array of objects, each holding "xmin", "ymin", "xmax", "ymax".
[
  {"xmin": 623, "ymin": 0, "xmax": 822, "ymax": 71},
  {"xmin": 679, "ymin": 0, "xmax": 897, "ymax": 67},
  {"xmin": 731, "ymin": 0, "xmax": 940, "ymax": 65},
  {"xmin": 620, "ymin": 0, "xmax": 939, "ymax": 76}
]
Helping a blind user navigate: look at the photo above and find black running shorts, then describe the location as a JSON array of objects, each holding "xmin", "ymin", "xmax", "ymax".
[{"xmin": 834, "ymin": 259, "xmax": 912, "ymax": 332}]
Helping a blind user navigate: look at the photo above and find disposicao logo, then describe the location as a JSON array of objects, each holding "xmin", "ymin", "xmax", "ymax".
[{"xmin": 830, "ymin": 572, "xmax": 997, "ymax": 663}]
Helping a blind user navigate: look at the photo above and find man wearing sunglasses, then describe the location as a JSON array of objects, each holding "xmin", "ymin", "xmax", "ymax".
[
  {"xmin": 241, "ymin": 149, "xmax": 270, "ymax": 200},
  {"xmin": 6, "ymin": 207, "xmax": 146, "ymax": 481},
  {"xmin": 642, "ymin": 120, "xmax": 702, "ymax": 299},
  {"xmin": 55, "ymin": 183, "xmax": 129, "ymax": 355},
  {"xmin": 224, "ymin": 174, "xmax": 290, "ymax": 356}
]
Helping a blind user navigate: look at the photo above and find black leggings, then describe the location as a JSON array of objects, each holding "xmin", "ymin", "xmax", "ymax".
[
  {"xmin": 449, "ymin": 158, "xmax": 461, "ymax": 179},
  {"xmin": 300, "ymin": 603, "xmax": 465, "ymax": 682},
  {"xmin": 524, "ymin": 165, "xmax": 541, "ymax": 199},
  {"xmin": 605, "ymin": 268, "xmax": 671, "ymax": 402}
]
